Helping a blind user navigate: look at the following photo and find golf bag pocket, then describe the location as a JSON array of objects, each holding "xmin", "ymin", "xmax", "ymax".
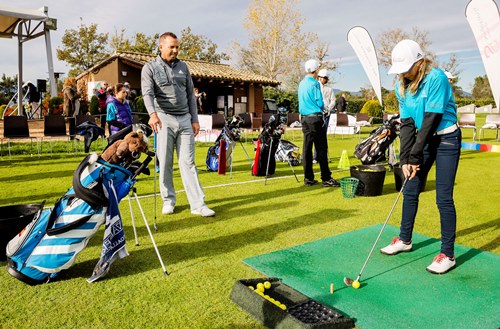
[
  {"xmin": 206, "ymin": 144, "xmax": 219, "ymax": 171},
  {"xmin": 206, "ymin": 138, "xmax": 233, "ymax": 172}
]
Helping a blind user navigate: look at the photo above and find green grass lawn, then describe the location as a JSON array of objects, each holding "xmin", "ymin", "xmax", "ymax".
[{"xmin": 0, "ymin": 121, "xmax": 499, "ymax": 329}]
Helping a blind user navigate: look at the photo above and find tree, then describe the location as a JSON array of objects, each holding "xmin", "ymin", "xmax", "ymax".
[
  {"xmin": 110, "ymin": 30, "xmax": 159, "ymax": 54},
  {"xmin": 472, "ymin": 75, "xmax": 493, "ymax": 99},
  {"xmin": 178, "ymin": 27, "xmax": 229, "ymax": 63},
  {"xmin": 306, "ymin": 40, "xmax": 338, "ymax": 86},
  {"xmin": 56, "ymin": 19, "xmax": 110, "ymax": 77},
  {"xmin": 376, "ymin": 27, "xmax": 435, "ymax": 69},
  {"xmin": 441, "ymin": 54, "xmax": 464, "ymax": 97},
  {"xmin": 234, "ymin": 0, "xmax": 318, "ymax": 90},
  {"xmin": 0, "ymin": 74, "xmax": 17, "ymax": 105},
  {"xmin": 359, "ymin": 85, "xmax": 376, "ymax": 100}
]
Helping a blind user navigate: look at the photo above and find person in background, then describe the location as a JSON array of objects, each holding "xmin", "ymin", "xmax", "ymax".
[
  {"xmin": 194, "ymin": 87, "xmax": 206, "ymax": 114},
  {"xmin": 313, "ymin": 69, "xmax": 335, "ymax": 162},
  {"xmin": 124, "ymin": 81, "xmax": 138, "ymax": 110},
  {"xmin": 95, "ymin": 81, "xmax": 108, "ymax": 132},
  {"xmin": 141, "ymin": 31, "xmax": 215, "ymax": 217},
  {"xmin": 62, "ymin": 77, "xmax": 80, "ymax": 117},
  {"xmin": 298, "ymin": 59, "xmax": 339, "ymax": 188},
  {"xmin": 106, "ymin": 83, "xmax": 133, "ymax": 135},
  {"xmin": 380, "ymin": 39, "xmax": 461, "ymax": 275},
  {"xmin": 335, "ymin": 93, "xmax": 348, "ymax": 113},
  {"xmin": 317, "ymin": 69, "xmax": 336, "ymax": 124},
  {"xmin": 444, "ymin": 71, "xmax": 455, "ymax": 84},
  {"xmin": 24, "ymin": 81, "xmax": 41, "ymax": 119},
  {"xmin": 106, "ymin": 86, "xmax": 115, "ymax": 105}
]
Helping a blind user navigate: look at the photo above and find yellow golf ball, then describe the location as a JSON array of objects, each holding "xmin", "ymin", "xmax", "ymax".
[
  {"xmin": 352, "ymin": 280, "xmax": 361, "ymax": 289},
  {"xmin": 248, "ymin": 286, "xmax": 255, "ymax": 290},
  {"xmin": 263, "ymin": 281, "xmax": 271, "ymax": 289},
  {"xmin": 256, "ymin": 283, "xmax": 265, "ymax": 292}
]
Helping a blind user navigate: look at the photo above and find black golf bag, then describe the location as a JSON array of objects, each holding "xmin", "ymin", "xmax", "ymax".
[
  {"xmin": 252, "ymin": 114, "xmax": 286, "ymax": 176},
  {"xmin": 354, "ymin": 114, "xmax": 400, "ymax": 164},
  {"xmin": 275, "ymin": 139, "xmax": 301, "ymax": 166},
  {"xmin": 206, "ymin": 116, "xmax": 243, "ymax": 172},
  {"xmin": 6, "ymin": 126, "xmax": 153, "ymax": 285}
]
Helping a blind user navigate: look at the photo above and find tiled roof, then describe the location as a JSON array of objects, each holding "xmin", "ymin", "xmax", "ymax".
[{"xmin": 77, "ymin": 51, "xmax": 280, "ymax": 86}]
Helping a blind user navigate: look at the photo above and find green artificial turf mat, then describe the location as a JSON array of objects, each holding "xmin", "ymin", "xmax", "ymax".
[{"xmin": 243, "ymin": 224, "xmax": 500, "ymax": 329}]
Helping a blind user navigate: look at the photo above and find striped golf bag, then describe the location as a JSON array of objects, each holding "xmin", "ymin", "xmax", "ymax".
[
  {"xmin": 5, "ymin": 154, "xmax": 138, "ymax": 285},
  {"xmin": 354, "ymin": 114, "xmax": 400, "ymax": 164}
]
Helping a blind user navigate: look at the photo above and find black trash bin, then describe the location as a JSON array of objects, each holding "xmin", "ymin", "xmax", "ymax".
[
  {"xmin": 350, "ymin": 165, "xmax": 386, "ymax": 196},
  {"xmin": 393, "ymin": 165, "xmax": 427, "ymax": 192},
  {"xmin": 0, "ymin": 204, "xmax": 44, "ymax": 261}
]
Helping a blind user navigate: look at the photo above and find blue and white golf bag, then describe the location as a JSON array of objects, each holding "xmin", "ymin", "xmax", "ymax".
[{"xmin": 5, "ymin": 153, "xmax": 144, "ymax": 285}]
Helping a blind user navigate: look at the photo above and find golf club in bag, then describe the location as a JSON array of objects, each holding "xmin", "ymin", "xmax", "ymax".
[
  {"xmin": 252, "ymin": 108, "xmax": 299, "ymax": 184},
  {"xmin": 354, "ymin": 114, "xmax": 400, "ymax": 165},
  {"xmin": 344, "ymin": 174, "xmax": 410, "ymax": 287},
  {"xmin": 252, "ymin": 115, "xmax": 283, "ymax": 177},
  {"xmin": 206, "ymin": 115, "xmax": 252, "ymax": 176}
]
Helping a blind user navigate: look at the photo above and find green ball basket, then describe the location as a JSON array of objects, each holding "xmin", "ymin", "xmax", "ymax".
[{"xmin": 340, "ymin": 177, "xmax": 359, "ymax": 199}]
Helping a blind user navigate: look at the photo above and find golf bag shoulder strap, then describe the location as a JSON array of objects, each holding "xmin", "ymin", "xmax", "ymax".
[
  {"xmin": 40, "ymin": 196, "xmax": 93, "ymax": 236},
  {"xmin": 73, "ymin": 155, "xmax": 108, "ymax": 209},
  {"xmin": 46, "ymin": 214, "xmax": 93, "ymax": 236}
]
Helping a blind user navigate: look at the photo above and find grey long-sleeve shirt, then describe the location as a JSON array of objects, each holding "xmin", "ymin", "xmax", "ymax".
[{"xmin": 141, "ymin": 56, "xmax": 198, "ymax": 123}]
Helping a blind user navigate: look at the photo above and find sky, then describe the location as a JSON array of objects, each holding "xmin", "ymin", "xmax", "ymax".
[{"xmin": 0, "ymin": 0, "xmax": 494, "ymax": 94}]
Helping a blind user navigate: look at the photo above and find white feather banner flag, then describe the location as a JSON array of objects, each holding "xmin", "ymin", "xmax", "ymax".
[
  {"xmin": 466, "ymin": 0, "xmax": 500, "ymax": 109},
  {"xmin": 347, "ymin": 26, "xmax": 382, "ymax": 106}
]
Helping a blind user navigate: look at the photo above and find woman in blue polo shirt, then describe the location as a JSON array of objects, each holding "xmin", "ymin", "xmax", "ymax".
[{"xmin": 380, "ymin": 40, "xmax": 461, "ymax": 274}]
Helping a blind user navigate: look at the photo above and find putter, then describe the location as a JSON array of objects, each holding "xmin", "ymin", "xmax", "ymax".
[
  {"xmin": 344, "ymin": 173, "xmax": 410, "ymax": 287},
  {"xmin": 153, "ymin": 131, "xmax": 158, "ymax": 231}
]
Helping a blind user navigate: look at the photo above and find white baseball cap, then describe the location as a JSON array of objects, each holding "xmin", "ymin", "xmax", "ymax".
[
  {"xmin": 318, "ymin": 69, "xmax": 328, "ymax": 78},
  {"xmin": 305, "ymin": 59, "xmax": 320, "ymax": 73},
  {"xmin": 388, "ymin": 39, "xmax": 425, "ymax": 75},
  {"xmin": 444, "ymin": 71, "xmax": 455, "ymax": 79}
]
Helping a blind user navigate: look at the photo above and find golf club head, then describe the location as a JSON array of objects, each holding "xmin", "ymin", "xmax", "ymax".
[{"xmin": 344, "ymin": 277, "xmax": 354, "ymax": 286}]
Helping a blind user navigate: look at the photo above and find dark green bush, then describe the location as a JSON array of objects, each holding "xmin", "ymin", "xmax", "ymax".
[
  {"xmin": 135, "ymin": 96, "xmax": 147, "ymax": 114},
  {"xmin": 89, "ymin": 95, "xmax": 99, "ymax": 115},
  {"xmin": 263, "ymin": 87, "xmax": 299, "ymax": 113},
  {"xmin": 346, "ymin": 99, "xmax": 364, "ymax": 114},
  {"xmin": 455, "ymin": 97, "xmax": 494, "ymax": 108}
]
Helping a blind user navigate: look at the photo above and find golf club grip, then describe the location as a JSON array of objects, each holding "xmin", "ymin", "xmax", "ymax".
[{"xmin": 132, "ymin": 155, "xmax": 153, "ymax": 179}]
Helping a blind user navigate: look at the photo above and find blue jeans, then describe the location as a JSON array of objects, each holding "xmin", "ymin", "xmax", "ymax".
[{"xmin": 400, "ymin": 128, "xmax": 461, "ymax": 257}]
